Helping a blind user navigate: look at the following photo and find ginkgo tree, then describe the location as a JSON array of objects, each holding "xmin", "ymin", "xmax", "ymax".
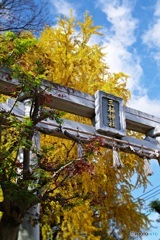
[{"xmin": 0, "ymin": 13, "xmax": 150, "ymax": 240}]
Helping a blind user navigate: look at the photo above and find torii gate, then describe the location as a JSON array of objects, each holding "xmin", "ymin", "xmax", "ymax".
[
  {"xmin": 1, "ymin": 68, "xmax": 160, "ymax": 160},
  {"xmin": 0, "ymin": 68, "xmax": 160, "ymax": 239}
]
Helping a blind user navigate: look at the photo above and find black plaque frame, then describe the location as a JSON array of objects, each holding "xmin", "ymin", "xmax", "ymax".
[{"xmin": 95, "ymin": 90, "xmax": 126, "ymax": 137}]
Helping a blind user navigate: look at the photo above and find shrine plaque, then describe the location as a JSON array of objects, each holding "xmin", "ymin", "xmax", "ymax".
[{"xmin": 95, "ymin": 90, "xmax": 126, "ymax": 137}]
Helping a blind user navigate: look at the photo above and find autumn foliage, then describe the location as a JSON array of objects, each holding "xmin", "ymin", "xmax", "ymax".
[{"xmin": 0, "ymin": 13, "xmax": 150, "ymax": 240}]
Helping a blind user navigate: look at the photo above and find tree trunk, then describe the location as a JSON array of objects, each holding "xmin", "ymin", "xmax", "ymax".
[{"xmin": 0, "ymin": 214, "xmax": 20, "ymax": 240}]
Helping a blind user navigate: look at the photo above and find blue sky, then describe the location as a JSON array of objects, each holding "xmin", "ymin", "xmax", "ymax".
[{"xmin": 47, "ymin": 1, "xmax": 160, "ymax": 238}]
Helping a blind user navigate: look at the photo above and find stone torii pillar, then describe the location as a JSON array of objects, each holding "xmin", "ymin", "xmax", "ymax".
[{"xmin": 18, "ymin": 99, "xmax": 40, "ymax": 240}]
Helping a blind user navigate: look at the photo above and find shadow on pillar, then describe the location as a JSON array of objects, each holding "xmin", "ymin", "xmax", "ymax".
[{"xmin": 18, "ymin": 205, "xmax": 40, "ymax": 240}]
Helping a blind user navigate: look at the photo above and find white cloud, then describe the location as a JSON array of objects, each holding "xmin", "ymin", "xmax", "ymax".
[
  {"xmin": 142, "ymin": 1, "xmax": 160, "ymax": 63},
  {"xmin": 128, "ymin": 95, "xmax": 160, "ymax": 117},
  {"xmin": 154, "ymin": 0, "xmax": 160, "ymax": 17},
  {"xmin": 50, "ymin": 0, "xmax": 77, "ymax": 18},
  {"xmin": 97, "ymin": 0, "xmax": 143, "ymax": 94},
  {"xmin": 143, "ymin": 19, "xmax": 160, "ymax": 49},
  {"xmin": 102, "ymin": 40, "xmax": 143, "ymax": 93},
  {"xmin": 102, "ymin": 4, "xmax": 137, "ymax": 46}
]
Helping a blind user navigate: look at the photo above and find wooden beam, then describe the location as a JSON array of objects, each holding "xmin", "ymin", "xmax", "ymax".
[
  {"xmin": 124, "ymin": 106, "xmax": 160, "ymax": 133},
  {"xmin": 43, "ymin": 82, "xmax": 94, "ymax": 119},
  {"xmin": 1, "ymin": 100, "xmax": 160, "ymax": 159},
  {"xmin": 1, "ymin": 69, "xmax": 160, "ymax": 135},
  {"xmin": 0, "ymin": 68, "xmax": 94, "ymax": 118},
  {"xmin": 37, "ymin": 118, "xmax": 160, "ymax": 153}
]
